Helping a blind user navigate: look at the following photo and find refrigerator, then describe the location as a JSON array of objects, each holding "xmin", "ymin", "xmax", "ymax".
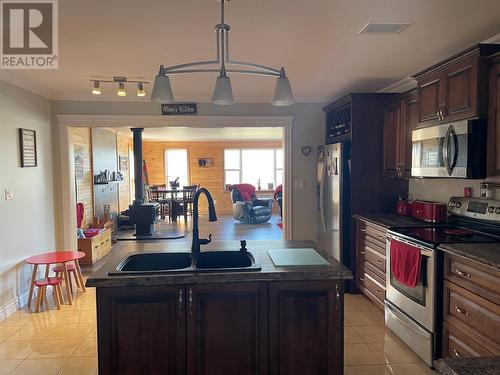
[{"xmin": 316, "ymin": 142, "xmax": 351, "ymax": 268}]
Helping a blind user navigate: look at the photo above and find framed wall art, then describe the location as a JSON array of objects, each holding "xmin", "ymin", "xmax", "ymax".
[{"xmin": 19, "ymin": 128, "xmax": 37, "ymax": 167}]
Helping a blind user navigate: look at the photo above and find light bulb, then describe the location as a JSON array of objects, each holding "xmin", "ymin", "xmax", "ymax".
[
  {"xmin": 137, "ymin": 82, "xmax": 146, "ymax": 97},
  {"xmin": 92, "ymin": 81, "xmax": 101, "ymax": 95},
  {"xmin": 117, "ymin": 82, "xmax": 127, "ymax": 96}
]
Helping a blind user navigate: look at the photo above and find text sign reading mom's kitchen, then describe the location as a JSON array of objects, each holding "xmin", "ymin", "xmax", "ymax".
[
  {"xmin": 161, "ymin": 103, "xmax": 197, "ymax": 115},
  {"xmin": 1, "ymin": 0, "xmax": 58, "ymax": 69}
]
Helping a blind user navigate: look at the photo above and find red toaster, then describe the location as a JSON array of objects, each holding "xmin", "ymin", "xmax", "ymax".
[{"xmin": 411, "ymin": 200, "xmax": 447, "ymax": 223}]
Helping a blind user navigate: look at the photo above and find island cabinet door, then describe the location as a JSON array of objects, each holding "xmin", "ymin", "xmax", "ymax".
[
  {"xmin": 269, "ymin": 280, "xmax": 343, "ymax": 375},
  {"xmin": 96, "ymin": 286, "xmax": 186, "ymax": 375},
  {"xmin": 186, "ymin": 282, "xmax": 269, "ymax": 375}
]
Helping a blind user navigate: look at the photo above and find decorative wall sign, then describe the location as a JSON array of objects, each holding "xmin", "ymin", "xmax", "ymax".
[
  {"xmin": 119, "ymin": 155, "xmax": 128, "ymax": 171},
  {"xmin": 74, "ymin": 145, "xmax": 85, "ymax": 181},
  {"xmin": 161, "ymin": 103, "xmax": 197, "ymax": 115},
  {"xmin": 19, "ymin": 128, "xmax": 37, "ymax": 167},
  {"xmin": 198, "ymin": 158, "xmax": 213, "ymax": 167}
]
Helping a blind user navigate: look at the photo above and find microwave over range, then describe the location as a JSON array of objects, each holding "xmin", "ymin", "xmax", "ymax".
[{"xmin": 411, "ymin": 119, "xmax": 486, "ymax": 179}]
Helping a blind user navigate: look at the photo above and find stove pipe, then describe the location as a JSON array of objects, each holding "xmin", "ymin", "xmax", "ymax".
[{"xmin": 131, "ymin": 128, "xmax": 144, "ymax": 205}]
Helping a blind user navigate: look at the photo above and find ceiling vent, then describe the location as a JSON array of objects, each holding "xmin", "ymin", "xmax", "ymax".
[{"xmin": 359, "ymin": 23, "xmax": 411, "ymax": 34}]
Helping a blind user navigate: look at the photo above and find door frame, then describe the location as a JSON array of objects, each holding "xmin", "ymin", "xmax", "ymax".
[{"xmin": 57, "ymin": 115, "xmax": 294, "ymax": 250}]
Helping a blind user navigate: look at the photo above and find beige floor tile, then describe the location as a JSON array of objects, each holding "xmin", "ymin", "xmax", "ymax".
[
  {"xmin": 368, "ymin": 339, "xmax": 423, "ymax": 364},
  {"xmin": 345, "ymin": 311, "xmax": 385, "ymax": 327},
  {"xmin": 385, "ymin": 364, "xmax": 437, "ymax": 374},
  {"xmin": 344, "ymin": 365, "xmax": 387, "ymax": 375},
  {"xmin": 0, "ymin": 314, "xmax": 30, "ymax": 328},
  {"xmin": 344, "ymin": 343, "xmax": 385, "ymax": 366},
  {"xmin": 344, "ymin": 327, "xmax": 364, "ymax": 344},
  {"xmin": 28, "ymin": 339, "xmax": 82, "ymax": 359},
  {"xmin": 353, "ymin": 326, "xmax": 395, "ymax": 344},
  {"xmin": 0, "ymin": 342, "xmax": 33, "ymax": 360},
  {"xmin": 6, "ymin": 325, "xmax": 53, "ymax": 341},
  {"xmin": 46, "ymin": 324, "xmax": 93, "ymax": 340},
  {"xmin": 87, "ymin": 327, "xmax": 96, "ymax": 338},
  {"xmin": 11, "ymin": 358, "xmax": 67, "ymax": 375},
  {"xmin": 0, "ymin": 359, "xmax": 22, "ymax": 375},
  {"xmin": 0, "ymin": 327, "xmax": 20, "ymax": 342},
  {"xmin": 345, "ymin": 294, "xmax": 378, "ymax": 312},
  {"xmin": 59, "ymin": 357, "xmax": 97, "ymax": 375},
  {"xmin": 72, "ymin": 338, "xmax": 97, "ymax": 357}
]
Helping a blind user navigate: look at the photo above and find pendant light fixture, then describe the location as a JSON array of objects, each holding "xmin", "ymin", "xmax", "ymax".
[
  {"xmin": 151, "ymin": 0, "xmax": 293, "ymax": 106},
  {"xmin": 90, "ymin": 77, "xmax": 149, "ymax": 97}
]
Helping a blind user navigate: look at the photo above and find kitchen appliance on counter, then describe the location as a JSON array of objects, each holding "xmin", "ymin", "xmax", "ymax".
[
  {"xmin": 385, "ymin": 196, "xmax": 500, "ymax": 366},
  {"xmin": 411, "ymin": 200, "xmax": 447, "ymax": 223},
  {"xmin": 396, "ymin": 197, "xmax": 412, "ymax": 216},
  {"xmin": 411, "ymin": 119, "xmax": 486, "ymax": 178}
]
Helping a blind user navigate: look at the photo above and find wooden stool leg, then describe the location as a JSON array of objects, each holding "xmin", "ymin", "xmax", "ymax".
[
  {"xmin": 62, "ymin": 263, "xmax": 73, "ymax": 304},
  {"xmin": 55, "ymin": 284, "xmax": 63, "ymax": 305},
  {"xmin": 74, "ymin": 260, "xmax": 86, "ymax": 293},
  {"xmin": 68, "ymin": 271, "xmax": 74, "ymax": 294},
  {"xmin": 53, "ymin": 286, "xmax": 61, "ymax": 310},
  {"xmin": 28, "ymin": 265, "xmax": 38, "ymax": 308},
  {"xmin": 43, "ymin": 286, "xmax": 49, "ymax": 310},
  {"xmin": 35, "ymin": 286, "xmax": 42, "ymax": 313}
]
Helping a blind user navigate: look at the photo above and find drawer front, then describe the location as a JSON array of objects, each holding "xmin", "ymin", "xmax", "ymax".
[
  {"xmin": 443, "ymin": 322, "xmax": 493, "ymax": 359},
  {"xmin": 358, "ymin": 221, "xmax": 387, "ymax": 250},
  {"xmin": 445, "ymin": 254, "xmax": 500, "ymax": 304},
  {"xmin": 358, "ymin": 267, "xmax": 385, "ymax": 306},
  {"xmin": 445, "ymin": 281, "xmax": 500, "ymax": 345},
  {"xmin": 364, "ymin": 245, "xmax": 386, "ymax": 274}
]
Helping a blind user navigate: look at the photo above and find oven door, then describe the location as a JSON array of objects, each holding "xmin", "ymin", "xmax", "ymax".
[
  {"xmin": 386, "ymin": 235, "xmax": 436, "ymax": 332},
  {"xmin": 411, "ymin": 121, "xmax": 468, "ymax": 178}
]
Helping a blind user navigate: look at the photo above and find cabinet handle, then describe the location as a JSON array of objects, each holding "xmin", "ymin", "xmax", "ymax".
[
  {"xmin": 455, "ymin": 269, "xmax": 471, "ymax": 278},
  {"xmin": 178, "ymin": 289, "xmax": 183, "ymax": 315},
  {"xmin": 453, "ymin": 349, "xmax": 460, "ymax": 357},
  {"xmin": 335, "ymin": 283, "xmax": 341, "ymax": 301},
  {"xmin": 375, "ymin": 289, "xmax": 384, "ymax": 295},
  {"xmin": 359, "ymin": 277, "xmax": 365, "ymax": 282},
  {"xmin": 360, "ymin": 251, "xmax": 366, "ymax": 255},
  {"xmin": 360, "ymin": 228, "xmax": 366, "ymax": 232},
  {"xmin": 454, "ymin": 306, "xmax": 470, "ymax": 316},
  {"xmin": 188, "ymin": 288, "xmax": 193, "ymax": 315},
  {"xmin": 376, "ymin": 259, "xmax": 383, "ymax": 264}
]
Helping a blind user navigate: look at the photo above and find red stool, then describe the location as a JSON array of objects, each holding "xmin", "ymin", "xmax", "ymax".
[
  {"xmin": 34, "ymin": 277, "xmax": 64, "ymax": 312},
  {"xmin": 53, "ymin": 263, "xmax": 80, "ymax": 294}
]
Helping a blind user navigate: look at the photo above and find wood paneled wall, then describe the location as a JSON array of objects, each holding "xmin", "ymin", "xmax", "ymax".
[
  {"xmin": 73, "ymin": 127, "xmax": 93, "ymax": 228},
  {"xmin": 117, "ymin": 133, "xmax": 132, "ymax": 213},
  {"xmin": 143, "ymin": 140, "xmax": 282, "ymax": 214}
]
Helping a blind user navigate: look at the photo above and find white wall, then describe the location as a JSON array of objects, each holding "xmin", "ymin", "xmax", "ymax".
[
  {"xmin": 0, "ymin": 80, "xmax": 55, "ymax": 318},
  {"xmin": 51, "ymin": 101, "xmax": 325, "ymax": 241}
]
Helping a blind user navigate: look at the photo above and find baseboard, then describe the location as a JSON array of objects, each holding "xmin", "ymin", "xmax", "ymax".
[{"xmin": 0, "ymin": 289, "xmax": 32, "ymax": 321}]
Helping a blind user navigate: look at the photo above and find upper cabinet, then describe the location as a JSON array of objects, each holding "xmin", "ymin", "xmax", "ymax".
[
  {"xmin": 383, "ymin": 90, "xmax": 418, "ymax": 178},
  {"xmin": 413, "ymin": 44, "xmax": 500, "ymax": 127},
  {"xmin": 488, "ymin": 54, "xmax": 500, "ymax": 176}
]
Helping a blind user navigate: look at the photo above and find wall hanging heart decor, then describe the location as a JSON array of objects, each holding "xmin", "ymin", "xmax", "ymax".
[{"xmin": 301, "ymin": 146, "xmax": 312, "ymax": 156}]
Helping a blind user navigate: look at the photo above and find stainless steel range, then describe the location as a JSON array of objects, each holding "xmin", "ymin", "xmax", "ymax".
[{"xmin": 385, "ymin": 196, "xmax": 500, "ymax": 366}]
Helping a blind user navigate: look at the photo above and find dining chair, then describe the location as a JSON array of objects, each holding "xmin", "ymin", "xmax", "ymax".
[{"xmin": 182, "ymin": 185, "xmax": 198, "ymax": 222}]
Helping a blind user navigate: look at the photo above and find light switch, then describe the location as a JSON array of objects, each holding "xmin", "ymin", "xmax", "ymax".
[
  {"xmin": 294, "ymin": 179, "xmax": 305, "ymax": 190},
  {"xmin": 4, "ymin": 189, "xmax": 13, "ymax": 201}
]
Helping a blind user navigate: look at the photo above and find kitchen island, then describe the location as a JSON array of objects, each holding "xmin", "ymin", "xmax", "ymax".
[{"xmin": 86, "ymin": 240, "xmax": 352, "ymax": 375}]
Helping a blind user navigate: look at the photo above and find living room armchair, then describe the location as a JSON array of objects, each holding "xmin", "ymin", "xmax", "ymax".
[{"xmin": 230, "ymin": 184, "xmax": 273, "ymax": 224}]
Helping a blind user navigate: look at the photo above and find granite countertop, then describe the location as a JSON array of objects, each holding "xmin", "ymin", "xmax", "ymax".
[
  {"xmin": 86, "ymin": 240, "xmax": 353, "ymax": 287},
  {"xmin": 353, "ymin": 213, "xmax": 436, "ymax": 228},
  {"xmin": 434, "ymin": 357, "xmax": 500, "ymax": 375},
  {"xmin": 438, "ymin": 243, "xmax": 500, "ymax": 270}
]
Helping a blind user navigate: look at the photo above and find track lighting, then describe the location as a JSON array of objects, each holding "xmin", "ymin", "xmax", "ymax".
[
  {"xmin": 89, "ymin": 77, "xmax": 149, "ymax": 97},
  {"xmin": 151, "ymin": 65, "xmax": 174, "ymax": 103},
  {"xmin": 212, "ymin": 66, "xmax": 233, "ymax": 105},
  {"xmin": 92, "ymin": 81, "xmax": 101, "ymax": 95}
]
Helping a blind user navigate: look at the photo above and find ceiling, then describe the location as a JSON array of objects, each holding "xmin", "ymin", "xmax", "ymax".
[
  {"xmin": 4, "ymin": 0, "xmax": 500, "ymax": 103},
  {"xmin": 120, "ymin": 127, "xmax": 282, "ymax": 141}
]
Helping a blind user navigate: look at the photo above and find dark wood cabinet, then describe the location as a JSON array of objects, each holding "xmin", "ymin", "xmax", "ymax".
[
  {"xmin": 269, "ymin": 281, "xmax": 343, "ymax": 375},
  {"xmin": 487, "ymin": 55, "xmax": 500, "ymax": 176},
  {"xmin": 413, "ymin": 44, "xmax": 500, "ymax": 127},
  {"xmin": 187, "ymin": 282, "xmax": 268, "ymax": 375},
  {"xmin": 97, "ymin": 285, "xmax": 186, "ymax": 375},
  {"xmin": 382, "ymin": 90, "xmax": 418, "ymax": 178}
]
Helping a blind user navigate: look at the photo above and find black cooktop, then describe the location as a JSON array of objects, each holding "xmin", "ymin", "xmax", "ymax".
[{"xmin": 390, "ymin": 226, "xmax": 498, "ymax": 248}]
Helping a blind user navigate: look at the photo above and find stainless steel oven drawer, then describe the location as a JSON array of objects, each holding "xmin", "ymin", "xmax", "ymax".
[{"xmin": 385, "ymin": 301, "xmax": 433, "ymax": 366}]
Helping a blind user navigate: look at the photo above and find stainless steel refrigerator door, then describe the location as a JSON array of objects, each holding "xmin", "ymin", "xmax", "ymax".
[{"xmin": 317, "ymin": 144, "xmax": 341, "ymax": 261}]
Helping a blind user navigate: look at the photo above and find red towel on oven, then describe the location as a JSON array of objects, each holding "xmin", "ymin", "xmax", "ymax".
[{"xmin": 390, "ymin": 240, "xmax": 422, "ymax": 288}]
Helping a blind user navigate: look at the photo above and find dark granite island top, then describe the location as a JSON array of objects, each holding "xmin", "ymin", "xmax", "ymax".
[
  {"xmin": 434, "ymin": 357, "xmax": 500, "ymax": 375},
  {"xmin": 86, "ymin": 239, "xmax": 353, "ymax": 287},
  {"xmin": 353, "ymin": 213, "xmax": 435, "ymax": 228},
  {"xmin": 438, "ymin": 243, "xmax": 500, "ymax": 270}
]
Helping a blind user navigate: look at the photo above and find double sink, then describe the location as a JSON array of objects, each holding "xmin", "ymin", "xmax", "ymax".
[{"xmin": 108, "ymin": 250, "xmax": 261, "ymax": 275}]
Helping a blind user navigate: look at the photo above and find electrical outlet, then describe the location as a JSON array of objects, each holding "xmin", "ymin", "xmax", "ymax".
[{"xmin": 4, "ymin": 189, "xmax": 13, "ymax": 201}]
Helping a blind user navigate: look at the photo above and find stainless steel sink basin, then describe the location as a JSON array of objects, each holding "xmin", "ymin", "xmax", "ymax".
[
  {"xmin": 109, "ymin": 250, "xmax": 260, "ymax": 275},
  {"xmin": 195, "ymin": 251, "xmax": 260, "ymax": 271},
  {"xmin": 114, "ymin": 252, "xmax": 194, "ymax": 274}
]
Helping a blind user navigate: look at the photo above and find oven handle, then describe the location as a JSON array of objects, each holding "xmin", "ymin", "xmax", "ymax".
[
  {"xmin": 442, "ymin": 125, "xmax": 458, "ymax": 176},
  {"xmin": 387, "ymin": 234, "xmax": 434, "ymax": 257}
]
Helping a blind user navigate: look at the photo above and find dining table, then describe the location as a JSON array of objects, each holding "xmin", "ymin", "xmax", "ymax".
[
  {"xmin": 152, "ymin": 188, "xmax": 186, "ymax": 222},
  {"xmin": 25, "ymin": 251, "xmax": 86, "ymax": 306}
]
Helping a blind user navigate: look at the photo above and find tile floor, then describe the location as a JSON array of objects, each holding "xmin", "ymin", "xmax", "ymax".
[{"xmin": 0, "ymin": 288, "xmax": 437, "ymax": 374}]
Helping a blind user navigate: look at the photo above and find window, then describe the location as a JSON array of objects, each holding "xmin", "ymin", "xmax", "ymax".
[
  {"xmin": 224, "ymin": 148, "xmax": 283, "ymax": 190},
  {"xmin": 165, "ymin": 149, "xmax": 189, "ymax": 187}
]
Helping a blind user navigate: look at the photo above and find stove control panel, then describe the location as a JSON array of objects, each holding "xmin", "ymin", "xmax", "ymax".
[{"xmin": 448, "ymin": 196, "xmax": 500, "ymax": 222}]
